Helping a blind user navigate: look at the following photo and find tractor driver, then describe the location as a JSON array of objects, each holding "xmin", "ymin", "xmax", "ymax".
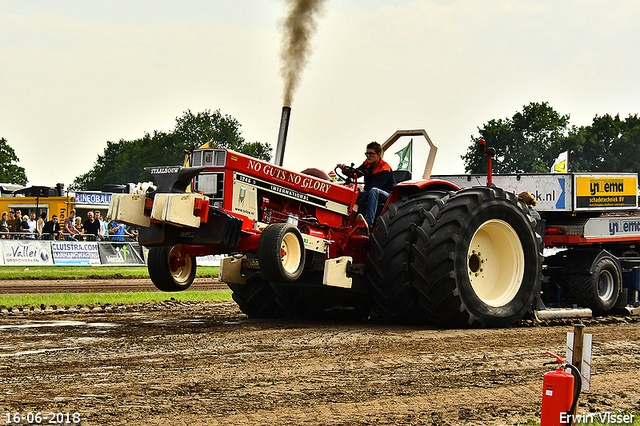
[{"xmin": 337, "ymin": 141, "xmax": 395, "ymax": 229}]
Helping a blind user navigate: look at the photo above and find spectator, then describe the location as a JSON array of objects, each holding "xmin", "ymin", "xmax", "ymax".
[
  {"xmin": 43, "ymin": 215, "xmax": 61, "ymax": 240},
  {"xmin": 14, "ymin": 210, "xmax": 22, "ymax": 237},
  {"xmin": 0, "ymin": 212, "xmax": 8, "ymax": 238},
  {"xmin": 102, "ymin": 216, "xmax": 111, "ymax": 238},
  {"xmin": 74, "ymin": 216, "xmax": 84, "ymax": 238},
  {"xmin": 7, "ymin": 211, "xmax": 16, "ymax": 235},
  {"xmin": 103, "ymin": 215, "xmax": 111, "ymax": 239},
  {"xmin": 20, "ymin": 215, "xmax": 32, "ymax": 238},
  {"xmin": 109, "ymin": 220, "xmax": 128, "ymax": 242},
  {"xmin": 126, "ymin": 225, "xmax": 138, "ymax": 241},
  {"xmin": 27, "ymin": 212, "xmax": 37, "ymax": 235},
  {"xmin": 102, "ymin": 214, "xmax": 110, "ymax": 239},
  {"xmin": 36, "ymin": 212, "xmax": 47, "ymax": 238},
  {"xmin": 84, "ymin": 211, "xmax": 100, "ymax": 239},
  {"xmin": 96, "ymin": 211, "xmax": 109, "ymax": 239},
  {"xmin": 63, "ymin": 209, "xmax": 78, "ymax": 240}
]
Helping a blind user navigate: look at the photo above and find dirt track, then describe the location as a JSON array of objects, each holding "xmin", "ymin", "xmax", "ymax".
[
  {"xmin": 1, "ymin": 283, "xmax": 639, "ymax": 425},
  {"xmin": 0, "ymin": 278, "xmax": 226, "ymax": 294}
]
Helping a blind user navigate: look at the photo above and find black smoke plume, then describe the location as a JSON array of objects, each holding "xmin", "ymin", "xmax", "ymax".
[{"xmin": 279, "ymin": 0, "xmax": 325, "ymax": 106}]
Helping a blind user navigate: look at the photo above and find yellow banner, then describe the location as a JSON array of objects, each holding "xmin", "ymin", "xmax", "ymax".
[
  {"xmin": 575, "ymin": 176, "xmax": 637, "ymax": 197},
  {"xmin": 575, "ymin": 175, "xmax": 638, "ymax": 209}
]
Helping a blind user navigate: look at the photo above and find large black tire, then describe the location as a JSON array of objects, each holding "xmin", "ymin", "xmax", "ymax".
[
  {"xmin": 367, "ymin": 191, "xmax": 448, "ymax": 324},
  {"xmin": 270, "ymin": 277, "xmax": 371, "ymax": 321},
  {"xmin": 412, "ymin": 187, "xmax": 543, "ymax": 328},
  {"xmin": 148, "ymin": 245, "xmax": 196, "ymax": 292},
  {"xmin": 566, "ymin": 255, "xmax": 621, "ymax": 315},
  {"xmin": 258, "ymin": 223, "xmax": 306, "ymax": 283},
  {"xmin": 227, "ymin": 273, "xmax": 286, "ymax": 319}
]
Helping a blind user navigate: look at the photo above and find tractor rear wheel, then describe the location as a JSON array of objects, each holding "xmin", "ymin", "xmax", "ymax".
[
  {"xmin": 148, "ymin": 244, "xmax": 196, "ymax": 292},
  {"xmin": 367, "ymin": 191, "xmax": 448, "ymax": 324},
  {"xmin": 228, "ymin": 273, "xmax": 286, "ymax": 319},
  {"xmin": 412, "ymin": 187, "xmax": 543, "ymax": 328}
]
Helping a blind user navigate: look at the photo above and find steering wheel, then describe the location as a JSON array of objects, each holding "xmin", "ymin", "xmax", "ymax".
[{"xmin": 334, "ymin": 165, "xmax": 360, "ymax": 185}]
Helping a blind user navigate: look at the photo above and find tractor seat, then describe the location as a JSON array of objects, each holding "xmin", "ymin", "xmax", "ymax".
[{"xmin": 393, "ymin": 170, "xmax": 412, "ymax": 183}]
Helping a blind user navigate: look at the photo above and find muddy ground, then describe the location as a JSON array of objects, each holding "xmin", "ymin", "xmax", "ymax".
[{"xmin": 0, "ymin": 289, "xmax": 639, "ymax": 425}]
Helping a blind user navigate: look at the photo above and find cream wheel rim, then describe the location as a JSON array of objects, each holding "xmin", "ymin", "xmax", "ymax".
[
  {"xmin": 281, "ymin": 232, "xmax": 302, "ymax": 274},
  {"xmin": 467, "ymin": 219, "xmax": 525, "ymax": 307},
  {"xmin": 169, "ymin": 244, "xmax": 193, "ymax": 284}
]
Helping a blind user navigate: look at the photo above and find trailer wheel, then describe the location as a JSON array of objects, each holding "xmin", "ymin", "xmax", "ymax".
[
  {"xmin": 567, "ymin": 255, "xmax": 621, "ymax": 315},
  {"xmin": 367, "ymin": 190, "xmax": 448, "ymax": 324},
  {"xmin": 258, "ymin": 223, "xmax": 305, "ymax": 283},
  {"xmin": 228, "ymin": 273, "xmax": 286, "ymax": 319},
  {"xmin": 148, "ymin": 244, "xmax": 196, "ymax": 292},
  {"xmin": 412, "ymin": 187, "xmax": 543, "ymax": 328}
]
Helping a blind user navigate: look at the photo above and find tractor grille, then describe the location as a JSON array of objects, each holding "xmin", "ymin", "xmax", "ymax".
[
  {"xmin": 192, "ymin": 149, "xmax": 227, "ymax": 168},
  {"xmin": 194, "ymin": 172, "xmax": 225, "ymax": 202}
]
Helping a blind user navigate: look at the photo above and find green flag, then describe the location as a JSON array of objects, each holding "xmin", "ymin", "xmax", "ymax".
[{"xmin": 395, "ymin": 139, "xmax": 412, "ymax": 172}]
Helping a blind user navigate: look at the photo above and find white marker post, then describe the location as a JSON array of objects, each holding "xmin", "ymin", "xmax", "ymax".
[{"xmin": 566, "ymin": 323, "xmax": 592, "ymax": 392}]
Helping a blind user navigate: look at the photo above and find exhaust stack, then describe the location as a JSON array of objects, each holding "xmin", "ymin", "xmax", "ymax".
[{"xmin": 274, "ymin": 106, "xmax": 291, "ymax": 166}]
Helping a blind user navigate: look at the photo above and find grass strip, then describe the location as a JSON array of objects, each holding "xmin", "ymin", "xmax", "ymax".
[
  {"xmin": 0, "ymin": 290, "xmax": 233, "ymax": 308},
  {"xmin": 0, "ymin": 266, "xmax": 219, "ymax": 280}
]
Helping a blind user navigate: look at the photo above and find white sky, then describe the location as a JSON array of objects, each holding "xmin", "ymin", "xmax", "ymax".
[{"xmin": 1, "ymin": 0, "xmax": 639, "ymax": 186}]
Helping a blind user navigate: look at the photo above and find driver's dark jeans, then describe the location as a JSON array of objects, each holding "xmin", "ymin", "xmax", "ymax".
[{"xmin": 356, "ymin": 187, "xmax": 390, "ymax": 228}]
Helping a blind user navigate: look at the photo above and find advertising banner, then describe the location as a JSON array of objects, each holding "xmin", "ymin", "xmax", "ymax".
[
  {"xmin": 51, "ymin": 241, "xmax": 100, "ymax": 266},
  {"xmin": 74, "ymin": 191, "xmax": 112, "ymax": 205},
  {"xmin": 196, "ymin": 254, "xmax": 221, "ymax": 266},
  {"xmin": 584, "ymin": 216, "xmax": 640, "ymax": 239},
  {"xmin": 431, "ymin": 174, "xmax": 570, "ymax": 211},
  {"xmin": 574, "ymin": 175, "xmax": 638, "ymax": 210},
  {"xmin": 98, "ymin": 242, "xmax": 145, "ymax": 266},
  {"xmin": 1, "ymin": 240, "xmax": 54, "ymax": 265}
]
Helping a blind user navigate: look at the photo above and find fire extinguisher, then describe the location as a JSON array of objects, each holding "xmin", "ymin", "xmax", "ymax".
[{"xmin": 540, "ymin": 351, "xmax": 582, "ymax": 426}]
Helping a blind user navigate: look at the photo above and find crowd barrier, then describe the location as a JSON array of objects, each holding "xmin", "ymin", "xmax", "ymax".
[{"xmin": 0, "ymin": 240, "xmax": 221, "ymax": 267}]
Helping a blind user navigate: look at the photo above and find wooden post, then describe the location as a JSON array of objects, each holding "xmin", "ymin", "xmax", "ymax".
[{"xmin": 571, "ymin": 323, "xmax": 585, "ymax": 420}]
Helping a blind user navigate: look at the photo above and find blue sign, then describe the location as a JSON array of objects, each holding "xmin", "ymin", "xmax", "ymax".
[
  {"xmin": 51, "ymin": 241, "xmax": 100, "ymax": 266},
  {"xmin": 75, "ymin": 192, "xmax": 112, "ymax": 205}
]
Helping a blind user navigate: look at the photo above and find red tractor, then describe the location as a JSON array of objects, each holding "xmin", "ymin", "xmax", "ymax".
[{"xmin": 109, "ymin": 129, "xmax": 543, "ymax": 327}]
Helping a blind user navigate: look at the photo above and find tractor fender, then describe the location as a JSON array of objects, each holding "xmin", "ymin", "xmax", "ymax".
[{"xmin": 385, "ymin": 179, "xmax": 459, "ymax": 207}]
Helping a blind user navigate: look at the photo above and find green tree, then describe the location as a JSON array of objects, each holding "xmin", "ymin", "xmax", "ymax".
[
  {"xmin": 0, "ymin": 137, "xmax": 28, "ymax": 185},
  {"xmin": 562, "ymin": 113, "xmax": 640, "ymax": 173},
  {"xmin": 72, "ymin": 110, "xmax": 272, "ymax": 190},
  {"xmin": 71, "ymin": 131, "xmax": 182, "ymax": 191},
  {"xmin": 462, "ymin": 102, "xmax": 571, "ymax": 173},
  {"xmin": 174, "ymin": 109, "xmax": 245, "ymax": 150}
]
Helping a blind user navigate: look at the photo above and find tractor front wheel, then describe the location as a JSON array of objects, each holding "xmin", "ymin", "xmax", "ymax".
[
  {"xmin": 258, "ymin": 223, "xmax": 306, "ymax": 283},
  {"xmin": 148, "ymin": 244, "xmax": 196, "ymax": 292}
]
